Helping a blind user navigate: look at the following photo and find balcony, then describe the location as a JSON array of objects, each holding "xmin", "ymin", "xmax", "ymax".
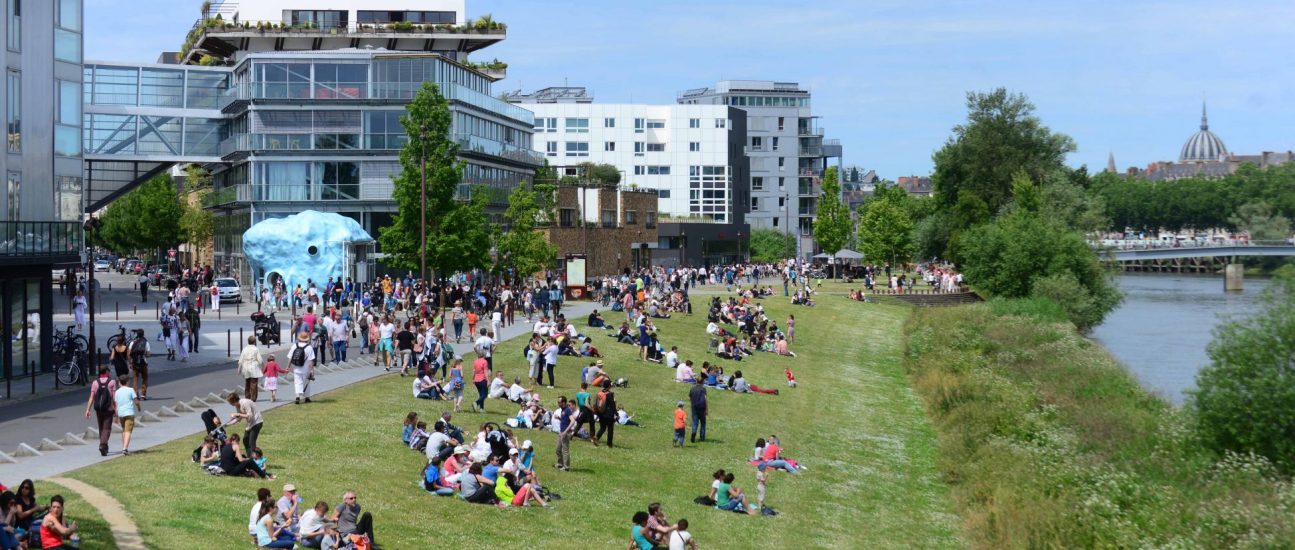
[
  {"xmin": 201, "ymin": 185, "xmax": 241, "ymax": 209},
  {"xmin": 0, "ymin": 222, "xmax": 82, "ymax": 262},
  {"xmin": 798, "ymin": 124, "xmax": 824, "ymax": 137},
  {"xmin": 183, "ymin": 18, "xmax": 507, "ymax": 64},
  {"xmin": 220, "ymin": 82, "xmax": 534, "ymax": 125},
  {"xmin": 453, "ymin": 133, "xmax": 543, "ymax": 166},
  {"xmin": 799, "ymin": 145, "xmax": 823, "ymax": 157}
]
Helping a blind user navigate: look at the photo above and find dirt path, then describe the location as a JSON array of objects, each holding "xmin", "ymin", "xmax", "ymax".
[{"xmin": 47, "ymin": 477, "xmax": 146, "ymax": 550}]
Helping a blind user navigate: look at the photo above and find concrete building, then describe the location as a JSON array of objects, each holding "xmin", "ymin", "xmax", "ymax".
[
  {"xmin": 82, "ymin": 1, "xmax": 540, "ymax": 287},
  {"xmin": 678, "ymin": 80, "xmax": 842, "ymax": 260},
  {"xmin": 1, "ymin": 0, "xmax": 85, "ymax": 383},
  {"xmin": 1129, "ymin": 103, "xmax": 1295, "ymax": 181}
]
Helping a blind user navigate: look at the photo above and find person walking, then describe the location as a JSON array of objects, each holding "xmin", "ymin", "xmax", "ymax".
[
  {"xmin": 689, "ymin": 378, "xmax": 708, "ymax": 443},
  {"xmin": 289, "ymin": 331, "xmax": 316, "ymax": 404},
  {"xmin": 238, "ymin": 335, "xmax": 265, "ymax": 402},
  {"xmin": 186, "ymin": 305, "xmax": 201, "ymax": 353},
  {"xmin": 554, "ymin": 396, "xmax": 576, "ymax": 471},
  {"xmin": 226, "ymin": 391, "xmax": 265, "ymax": 451},
  {"xmin": 114, "ymin": 374, "xmax": 139, "ymax": 455},
  {"xmin": 108, "ymin": 337, "xmax": 130, "ymax": 380},
  {"xmin": 594, "ymin": 380, "xmax": 617, "ymax": 448},
  {"xmin": 127, "ymin": 329, "xmax": 151, "ymax": 400},
  {"xmin": 72, "ymin": 290, "xmax": 87, "ymax": 331},
  {"xmin": 138, "ymin": 272, "xmax": 149, "ymax": 303},
  {"xmin": 161, "ymin": 307, "xmax": 179, "ymax": 361},
  {"xmin": 84, "ymin": 366, "xmax": 118, "ymax": 456},
  {"xmin": 471, "ymin": 355, "xmax": 489, "ymax": 413},
  {"xmin": 210, "ymin": 282, "xmax": 221, "ymax": 312}
]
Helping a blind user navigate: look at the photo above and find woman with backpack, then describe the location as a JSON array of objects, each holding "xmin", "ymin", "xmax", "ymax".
[
  {"xmin": 594, "ymin": 380, "xmax": 617, "ymax": 448},
  {"xmin": 84, "ymin": 366, "xmax": 118, "ymax": 456}
]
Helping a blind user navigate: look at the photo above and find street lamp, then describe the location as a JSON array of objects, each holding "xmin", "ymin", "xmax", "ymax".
[
  {"xmin": 737, "ymin": 232, "xmax": 743, "ymax": 263},
  {"xmin": 419, "ymin": 123, "xmax": 428, "ymax": 284},
  {"xmin": 83, "ymin": 215, "xmax": 102, "ymax": 373},
  {"xmin": 680, "ymin": 230, "xmax": 687, "ymax": 267}
]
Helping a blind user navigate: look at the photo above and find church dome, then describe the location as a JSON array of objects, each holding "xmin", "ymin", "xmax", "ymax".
[{"xmin": 1179, "ymin": 103, "xmax": 1228, "ymax": 162}]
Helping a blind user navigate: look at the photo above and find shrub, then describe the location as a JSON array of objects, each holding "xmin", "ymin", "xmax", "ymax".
[
  {"xmin": 1190, "ymin": 267, "xmax": 1295, "ymax": 473},
  {"xmin": 1030, "ymin": 271, "xmax": 1118, "ymax": 331}
]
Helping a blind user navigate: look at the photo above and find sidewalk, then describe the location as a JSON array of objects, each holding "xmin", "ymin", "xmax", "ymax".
[{"xmin": 0, "ymin": 301, "xmax": 596, "ymax": 481}]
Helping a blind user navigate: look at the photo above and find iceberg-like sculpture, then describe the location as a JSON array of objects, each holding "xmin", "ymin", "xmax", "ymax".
[{"xmin": 242, "ymin": 210, "xmax": 373, "ymax": 293}]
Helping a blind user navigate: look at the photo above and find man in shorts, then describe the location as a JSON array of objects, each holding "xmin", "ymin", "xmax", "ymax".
[{"xmin": 114, "ymin": 374, "xmax": 140, "ymax": 455}]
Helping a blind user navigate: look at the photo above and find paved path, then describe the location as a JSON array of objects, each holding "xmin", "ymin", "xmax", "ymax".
[
  {"xmin": 47, "ymin": 476, "xmax": 146, "ymax": 550},
  {"xmin": 0, "ymin": 301, "xmax": 597, "ymax": 482}
]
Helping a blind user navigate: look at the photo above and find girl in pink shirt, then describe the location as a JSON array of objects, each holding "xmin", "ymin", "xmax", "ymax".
[{"xmin": 262, "ymin": 355, "xmax": 282, "ymax": 401}]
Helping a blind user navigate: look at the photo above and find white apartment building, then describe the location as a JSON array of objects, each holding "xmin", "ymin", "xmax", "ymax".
[{"xmin": 512, "ymin": 88, "xmax": 748, "ymax": 224}]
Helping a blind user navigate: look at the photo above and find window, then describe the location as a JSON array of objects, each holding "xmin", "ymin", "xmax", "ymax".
[
  {"xmin": 139, "ymin": 68, "xmax": 184, "ymax": 107},
  {"xmin": 54, "ymin": 28, "xmax": 80, "ymax": 63},
  {"xmin": 688, "ymin": 165, "xmax": 729, "ymax": 222},
  {"xmin": 752, "ymin": 176, "xmax": 764, "ymax": 190},
  {"xmin": 715, "ymin": 118, "xmax": 727, "ymax": 129},
  {"xmin": 5, "ymin": 171, "xmax": 18, "ymax": 221},
  {"xmin": 314, "ymin": 133, "xmax": 360, "ymax": 150},
  {"xmin": 773, "ymin": 217, "xmax": 779, "ymax": 227},
  {"xmin": 604, "ymin": 141, "xmax": 615, "ymax": 152},
  {"xmin": 646, "ymin": 211, "xmax": 656, "ymax": 228},
  {"xmin": 565, "ymin": 142, "xmax": 589, "ymax": 157},
  {"xmin": 564, "ymin": 118, "xmax": 589, "ymax": 133},
  {"xmin": 7, "ymin": 0, "xmax": 18, "ymax": 52},
  {"xmin": 689, "ymin": 118, "xmax": 700, "ymax": 129},
  {"xmin": 657, "ymin": 189, "xmax": 671, "ymax": 199},
  {"xmin": 316, "ymin": 161, "xmax": 360, "ymax": 200},
  {"xmin": 772, "ymin": 137, "xmax": 780, "ymax": 151},
  {"xmin": 55, "ymin": 175, "xmax": 80, "ymax": 221},
  {"xmin": 634, "ymin": 118, "xmax": 644, "ymax": 133},
  {"xmin": 559, "ymin": 208, "xmax": 575, "ymax": 228},
  {"xmin": 545, "ymin": 142, "xmax": 557, "ymax": 157},
  {"xmin": 6, "ymin": 70, "xmax": 17, "ymax": 152},
  {"xmin": 604, "ymin": 117, "xmax": 615, "ymax": 128},
  {"xmin": 625, "ymin": 210, "xmax": 636, "ymax": 225},
  {"xmin": 634, "ymin": 166, "xmax": 643, "ymax": 176},
  {"xmin": 54, "ymin": 79, "xmax": 80, "ymax": 157},
  {"xmin": 255, "ymin": 62, "xmax": 310, "ymax": 99},
  {"xmin": 290, "ymin": 10, "xmax": 349, "ymax": 28},
  {"xmin": 357, "ymin": 10, "xmax": 454, "ymax": 24},
  {"xmin": 779, "ymin": 177, "xmax": 786, "ymax": 189},
  {"xmin": 601, "ymin": 209, "xmax": 616, "ymax": 228},
  {"xmin": 647, "ymin": 166, "xmax": 670, "ymax": 175},
  {"xmin": 535, "ymin": 117, "xmax": 557, "ymax": 133},
  {"xmin": 779, "ymin": 197, "xmax": 786, "ymax": 207},
  {"xmin": 646, "ymin": 143, "xmax": 665, "ymax": 152},
  {"xmin": 751, "ymin": 197, "xmax": 759, "ymax": 210},
  {"xmin": 312, "ymin": 63, "xmax": 367, "ymax": 99},
  {"xmin": 777, "ymin": 116, "xmax": 785, "ymax": 131},
  {"xmin": 364, "ymin": 111, "xmax": 408, "ymax": 149},
  {"xmin": 751, "ymin": 137, "xmax": 763, "ymax": 148},
  {"xmin": 646, "ymin": 120, "xmax": 665, "ymax": 129},
  {"xmin": 689, "ymin": 142, "xmax": 700, "ymax": 152},
  {"xmin": 634, "ymin": 141, "xmax": 644, "ymax": 155},
  {"xmin": 778, "ymin": 157, "xmax": 786, "ymax": 169}
]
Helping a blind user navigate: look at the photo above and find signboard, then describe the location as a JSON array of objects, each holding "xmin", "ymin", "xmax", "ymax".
[
  {"xmin": 564, "ymin": 254, "xmax": 587, "ymax": 300},
  {"xmin": 167, "ymin": 248, "xmax": 177, "ymax": 259}
]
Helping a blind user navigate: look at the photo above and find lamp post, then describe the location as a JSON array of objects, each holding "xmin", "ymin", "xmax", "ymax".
[
  {"xmin": 83, "ymin": 216, "xmax": 102, "ymax": 374},
  {"xmin": 419, "ymin": 123, "xmax": 428, "ymax": 284},
  {"xmin": 680, "ymin": 230, "xmax": 686, "ymax": 267},
  {"xmin": 737, "ymin": 232, "xmax": 743, "ymax": 263}
]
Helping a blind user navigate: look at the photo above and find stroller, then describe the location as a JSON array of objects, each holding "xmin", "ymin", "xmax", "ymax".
[
  {"xmin": 251, "ymin": 311, "xmax": 282, "ymax": 345},
  {"xmin": 191, "ymin": 408, "xmax": 228, "ymax": 465}
]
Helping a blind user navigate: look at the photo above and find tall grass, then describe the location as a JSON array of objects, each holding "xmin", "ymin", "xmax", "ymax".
[{"xmin": 905, "ymin": 302, "xmax": 1295, "ymax": 549}]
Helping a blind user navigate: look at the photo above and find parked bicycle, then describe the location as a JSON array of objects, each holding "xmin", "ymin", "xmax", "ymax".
[
  {"xmin": 56, "ymin": 349, "xmax": 86, "ymax": 386},
  {"xmin": 52, "ymin": 325, "xmax": 88, "ymax": 357},
  {"xmin": 105, "ymin": 325, "xmax": 129, "ymax": 350}
]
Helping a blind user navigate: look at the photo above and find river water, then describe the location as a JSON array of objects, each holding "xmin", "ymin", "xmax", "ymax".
[{"xmin": 1090, "ymin": 273, "xmax": 1270, "ymax": 405}]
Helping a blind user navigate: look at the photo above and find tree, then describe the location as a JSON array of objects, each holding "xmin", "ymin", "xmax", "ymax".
[
  {"xmin": 577, "ymin": 162, "xmax": 621, "ymax": 186},
  {"xmin": 378, "ymin": 82, "xmax": 491, "ymax": 282},
  {"xmin": 931, "ymin": 88, "xmax": 1076, "ymax": 254},
  {"xmin": 748, "ymin": 229, "xmax": 796, "ymax": 263},
  {"xmin": 812, "ymin": 167, "xmax": 852, "ymax": 269},
  {"xmin": 857, "ymin": 192, "xmax": 915, "ymax": 266},
  {"xmin": 180, "ymin": 204, "xmax": 213, "ymax": 256},
  {"xmin": 1191, "ymin": 267, "xmax": 1295, "ymax": 472},
  {"xmin": 98, "ymin": 174, "xmax": 184, "ymax": 256},
  {"xmin": 494, "ymin": 185, "xmax": 559, "ymax": 281},
  {"xmin": 1229, "ymin": 201, "xmax": 1292, "ymax": 241}
]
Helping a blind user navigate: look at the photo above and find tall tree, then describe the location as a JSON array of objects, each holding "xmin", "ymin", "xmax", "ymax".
[
  {"xmin": 378, "ymin": 82, "xmax": 491, "ymax": 282},
  {"xmin": 1229, "ymin": 201, "xmax": 1292, "ymax": 241},
  {"xmin": 494, "ymin": 185, "xmax": 559, "ymax": 281},
  {"xmin": 857, "ymin": 188, "xmax": 916, "ymax": 266},
  {"xmin": 931, "ymin": 88, "xmax": 1076, "ymax": 249},
  {"xmin": 98, "ymin": 174, "xmax": 184, "ymax": 256},
  {"xmin": 748, "ymin": 228, "xmax": 796, "ymax": 263},
  {"xmin": 812, "ymin": 166, "xmax": 851, "ymax": 257}
]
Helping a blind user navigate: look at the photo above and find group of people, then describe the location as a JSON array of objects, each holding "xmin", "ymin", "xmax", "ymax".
[
  {"xmin": 246, "ymin": 485, "xmax": 378, "ymax": 549},
  {"xmin": 401, "ymin": 412, "xmax": 556, "ymax": 509},
  {"xmin": 0, "ymin": 480, "xmax": 80, "ymax": 549}
]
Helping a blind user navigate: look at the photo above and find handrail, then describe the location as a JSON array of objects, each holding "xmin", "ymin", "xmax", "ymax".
[
  {"xmin": 192, "ymin": 19, "xmax": 506, "ymax": 36},
  {"xmin": 1090, "ymin": 239, "xmax": 1295, "ymax": 250},
  {"xmin": 220, "ymin": 81, "xmax": 534, "ymax": 125},
  {"xmin": 0, "ymin": 222, "xmax": 82, "ymax": 257}
]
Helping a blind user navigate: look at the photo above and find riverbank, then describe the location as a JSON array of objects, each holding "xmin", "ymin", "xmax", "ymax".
[{"xmin": 904, "ymin": 299, "xmax": 1295, "ymax": 548}]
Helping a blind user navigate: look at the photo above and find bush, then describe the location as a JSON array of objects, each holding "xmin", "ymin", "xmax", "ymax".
[
  {"xmin": 748, "ymin": 229, "xmax": 796, "ymax": 263},
  {"xmin": 1190, "ymin": 267, "xmax": 1295, "ymax": 472},
  {"xmin": 987, "ymin": 295, "xmax": 1068, "ymax": 324},
  {"xmin": 1030, "ymin": 272, "xmax": 1120, "ymax": 331}
]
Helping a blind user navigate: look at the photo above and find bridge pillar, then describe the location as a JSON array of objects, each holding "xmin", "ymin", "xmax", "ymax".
[{"xmin": 1224, "ymin": 263, "xmax": 1244, "ymax": 292}]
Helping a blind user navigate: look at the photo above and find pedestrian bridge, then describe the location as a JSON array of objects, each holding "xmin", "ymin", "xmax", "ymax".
[{"xmin": 1096, "ymin": 241, "xmax": 1295, "ymax": 262}]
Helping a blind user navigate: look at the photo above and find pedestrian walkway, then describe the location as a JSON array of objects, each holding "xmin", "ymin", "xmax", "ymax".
[
  {"xmin": 47, "ymin": 476, "xmax": 146, "ymax": 550},
  {"xmin": 0, "ymin": 301, "xmax": 596, "ymax": 482}
]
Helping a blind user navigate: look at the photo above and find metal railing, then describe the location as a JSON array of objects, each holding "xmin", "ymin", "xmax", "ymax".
[
  {"xmin": 0, "ymin": 221, "xmax": 82, "ymax": 258},
  {"xmin": 220, "ymin": 81, "xmax": 534, "ymax": 124},
  {"xmin": 798, "ymin": 125, "xmax": 824, "ymax": 136},
  {"xmin": 799, "ymin": 145, "xmax": 823, "ymax": 156},
  {"xmin": 201, "ymin": 185, "xmax": 239, "ymax": 208},
  {"xmin": 193, "ymin": 19, "xmax": 506, "ymax": 37},
  {"xmin": 452, "ymin": 133, "xmax": 543, "ymax": 165},
  {"xmin": 1091, "ymin": 239, "xmax": 1295, "ymax": 250}
]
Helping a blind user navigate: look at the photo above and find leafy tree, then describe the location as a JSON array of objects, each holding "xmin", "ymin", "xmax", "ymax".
[
  {"xmin": 748, "ymin": 229, "xmax": 796, "ymax": 263},
  {"xmin": 1229, "ymin": 201, "xmax": 1292, "ymax": 241},
  {"xmin": 494, "ymin": 185, "xmax": 558, "ymax": 281},
  {"xmin": 378, "ymin": 82, "xmax": 491, "ymax": 282},
  {"xmin": 1191, "ymin": 267, "xmax": 1295, "ymax": 472},
  {"xmin": 812, "ymin": 167, "xmax": 852, "ymax": 258},
  {"xmin": 857, "ymin": 192, "xmax": 915, "ymax": 266},
  {"xmin": 576, "ymin": 162, "xmax": 621, "ymax": 186},
  {"xmin": 931, "ymin": 88, "xmax": 1075, "ymax": 251},
  {"xmin": 98, "ymin": 174, "xmax": 184, "ymax": 256}
]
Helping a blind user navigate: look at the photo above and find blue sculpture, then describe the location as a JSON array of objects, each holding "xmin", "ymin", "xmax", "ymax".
[{"xmin": 242, "ymin": 210, "xmax": 373, "ymax": 293}]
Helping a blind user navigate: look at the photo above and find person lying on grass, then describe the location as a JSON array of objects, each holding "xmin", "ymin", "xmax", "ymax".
[
  {"xmin": 494, "ymin": 471, "xmax": 551, "ymax": 508},
  {"xmin": 729, "ymin": 371, "xmax": 778, "ymax": 395},
  {"xmin": 754, "ymin": 435, "xmax": 802, "ymax": 474}
]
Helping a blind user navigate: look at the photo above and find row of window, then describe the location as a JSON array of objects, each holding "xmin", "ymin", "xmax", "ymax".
[
  {"xmin": 751, "ymin": 176, "xmax": 791, "ymax": 191},
  {"xmin": 725, "ymin": 95, "xmax": 809, "ymax": 108},
  {"xmin": 534, "ymin": 117, "xmax": 728, "ymax": 133},
  {"xmin": 557, "ymin": 208, "xmax": 657, "ymax": 228},
  {"xmin": 286, "ymin": 9, "xmax": 455, "ymax": 28},
  {"xmin": 543, "ymin": 141, "xmax": 703, "ymax": 156},
  {"xmin": 750, "ymin": 196, "xmax": 788, "ymax": 210},
  {"xmin": 6, "ymin": 69, "xmax": 80, "ymax": 156},
  {"xmin": 6, "ymin": 0, "xmax": 81, "ymax": 62}
]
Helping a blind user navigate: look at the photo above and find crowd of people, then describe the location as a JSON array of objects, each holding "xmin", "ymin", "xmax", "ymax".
[{"xmin": 0, "ymin": 480, "xmax": 80, "ymax": 549}]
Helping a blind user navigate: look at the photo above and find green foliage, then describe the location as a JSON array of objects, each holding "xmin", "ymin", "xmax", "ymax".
[
  {"xmin": 494, "ymin": 185, "xmax": 558, "ymax": 279},
  {"xmin": 907, "ymin": 303, "xmax": 1295, "ymax": 549},
  {"xmin": 957, "ymin": 212, "xmax": 1121, "ymax": 327},
  {"xmin": 1090, "ymin": 162, "xmax": 1295, "ymax": 234},
  {"xmin": 1191, "ymin": 268, "xmax": 1295, "ymax": 472},
  {"xmin": 183, "ymin": 164, "xmax": 212, "ymax": 191},
  {"xmin": 986, "ymin": 295, "xmax": 1069, "ymax": 323},
  {"xmin": 1228, "ymin": 201, "xmax": 1292, "ymax": 240},
  {"xmin": 576, "ymin": 162, "xmax": 621, "ymax": 186},
  {"xmin": 1009, "ymin": 170, "xmax": 1041, "ymax": 213},
  {"xmin": 856, "ymin": 189, "xmax": 915, "ymax": 265},
  {"xmin": 98, "ymin": 174, "xmax": 184, "ymax": 255},
  {"xmin": 378, "ymin": 82, "xmax": 491, "ymax": 279},
  {"xmin": 812, "ymin": 167, "xmax": 852, "ymax": 256},
  {"xmin": 197, "ymin": 54, "xmax": 222, "ymax": 66},
  {"xmin": 179, "ymin": 203, "xmax": 214, "ymax": 252},
  {"xmin": 747, "ymin": 228, "xmax": 796, "ymax": 263},
  {"xmin": 1030, "ymin": 271, "xmax": 1118, "ymax": 331},
  {"xmin": 931, "ymin": 88, "xmax": 1076, "ymax": 216}
]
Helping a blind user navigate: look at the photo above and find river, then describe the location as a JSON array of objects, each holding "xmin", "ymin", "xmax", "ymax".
[{"xmin": 1091, "ymin": 273, "xmax": 1270, "ymax": 405}]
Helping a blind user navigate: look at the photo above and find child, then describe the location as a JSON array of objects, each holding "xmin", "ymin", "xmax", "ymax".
[
  {"xmin": 785, "ymin": 366, "xmax": 796, "ymax": 388},
  {"xmin": 401, "ymin": 412, "xmax": 418, "ymax": 445},
  {"xmin": 616, "ymin": 403, "xmax": 638, "ymax": 426},
  {"xmin": 755, "ymin": 469, "xmax": 768, "ymax": 511},
  {"xmin": 251, "ymin": 447, "xmax": 267, "ymax": 470},
  {"xmin": 262, "ymin": 355, "xmax": 281, "ymax": 401},
  {"xmin": 409, "ymin": 421, "xmax": 431, "ymax": 452},
  {"xmin": 467, "ymin": 310, "xmax": 478, "ymax": 339},
  {"xmin": 673, "ymin": 401, "xmax": 687, "ymax": 448}
]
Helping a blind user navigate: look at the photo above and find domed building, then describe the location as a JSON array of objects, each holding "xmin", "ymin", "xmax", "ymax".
[{"xmin": 1179, "ymin": 103, "xmax": 1228, "ymax": 162}]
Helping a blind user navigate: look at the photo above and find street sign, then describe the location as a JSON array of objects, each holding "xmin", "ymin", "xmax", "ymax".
[{"xmin": 167, "ymin": 248, "xmax": 177, "ymax": 259}]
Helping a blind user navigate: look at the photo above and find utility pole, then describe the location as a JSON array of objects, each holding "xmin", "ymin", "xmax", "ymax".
[{"xmin": 83, "ymin": 216, "xmax": 102, "ymax": 374}]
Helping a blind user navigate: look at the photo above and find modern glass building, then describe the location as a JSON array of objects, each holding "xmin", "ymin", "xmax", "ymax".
[{"xmin": 1, "ymin": 0, "xmax": 85, "ymax": 384}]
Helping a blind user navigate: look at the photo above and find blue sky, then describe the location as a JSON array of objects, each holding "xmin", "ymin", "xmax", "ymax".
[{"xmin": 87, "ymin": 0, "xmax": 1295, "ymax": 179}]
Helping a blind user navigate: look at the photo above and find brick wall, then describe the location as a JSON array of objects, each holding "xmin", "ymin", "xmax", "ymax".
[{"xmin": 545, "ymin": 186, "xmax": 659, "ymax": 277}]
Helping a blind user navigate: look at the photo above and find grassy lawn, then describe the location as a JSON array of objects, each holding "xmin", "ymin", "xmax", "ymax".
[
  {"xmin": 41, "ymin": 481, "xmax": 119, "ymax": 550},
  {"xmin": 65, "ymin": 283, "xmax": 959, "ymax": 549}
]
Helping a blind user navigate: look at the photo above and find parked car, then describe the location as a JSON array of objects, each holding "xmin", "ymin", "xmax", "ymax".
[
  {"xmin": 213, "ymin": 277, "xmax": 242, "ymax": 303},
  {"xmin": 93, "ymin": 259, "xmax": 111, "ymax": 272}
]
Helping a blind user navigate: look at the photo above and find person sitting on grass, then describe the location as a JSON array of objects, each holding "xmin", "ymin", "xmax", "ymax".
[
  {"xmin": 251, "ymin": 447, "xmax": 268, "ymax": 471},
  {"xmin": 38, "ymin": 495, "xmax": 78, "ymax": 550},
  {"xmin": 588, "ymin": 309, "xmax": 607, "ymax": 328},
  {"xmin": 221, "ymin": 433, "xmax": 273, "ymax": 479},
  {"xmin": 757, "ymin": 435, "xmax": 803, "ymax": 474},
  {"xmin": 413, "ymin": 372, "xmax": 445, "ymax": 400},
  {"xmin": 579, "ymin": 337, "xmax": 604, "ymax": 358},
  {"xmin": 254, "ymin": 500, "xmax": 294, "ymax": 549},
  {"xmin": 773, "ymin": 335, "xmax": 796, "ymax": 358},
  {"xmin": 507, "ymin": 377, "xmax": 535, "ymax": 404},
  {"xmin": 249, "ymin": 487, "xmax": 272, "ymax": 542},
  {"xmin": 422, "ymin": 456, "xmax": 455, "ymax": 496},
  {"xmin": 616, "ymin": 403, "xmax": 639, "ymax": 427},
  {"xmin": 645, "ymin": 502, "xmax": 678, "ymax": 546},
  {"xmin": 669, "ymin": 518, "xmax": 697, "ymax": 549},
  {"xmin": 408, "ymin": 421, "xmax": 431, "ymax": 452},
  {"xmin": 0, "ymin": 491, "xmax": 25, "ymax": 550},
  {"xmin": 459, "ymin": 463, "xmax": 498, "ymax": 505},
  {"xmin": 715, "ymin": 472, "xmax": 758, "ymax": 516},
  {"xmin": 296, "ymin": 501, "xmax": 329, "ymax": 549},
  {"xmin": 729, "ymin": 371, "xmax": 779, "ymax": 395},
  {"xmin": 401, "ymin": 412, "xmax": 419, "ymax": 446},
  {"xmin": 675, "ymin": 360, "xmax": 697, "ymax": 383},
  {"xmin": 616, "ymin": 322, "xmax": 636, "ymax": 345},
  {"xmin": 495, "ymin": 471, "xmax": 550, "ymax": 508},
  {"xmin": 488, "ymin": 371, "xmax": 509, "ymax": 400},
  {"xmin": 199, "ymin": 436, "xmax": 221, "ymax": 468},
  {"xmin": 330, "ymin": 491, "xmax": 376, "ymax": 549},
  {"xmin": 629, "ymin": 511, "xmax": 662, "ymax": 550}
]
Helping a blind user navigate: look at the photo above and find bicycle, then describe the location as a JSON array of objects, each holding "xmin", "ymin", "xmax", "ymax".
[
  {"xmin": 106, "ymin": 325, "xmax": 129, "ymax": 350},
  {"xmin": 56, "ymin": 350, "xmax": 86, "ymax": 386},
  {"xmin": 52, "ymin": 325, "xmax": 88, "ymax": 357}
]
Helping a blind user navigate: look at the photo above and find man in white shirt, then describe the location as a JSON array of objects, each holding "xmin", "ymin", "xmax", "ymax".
[
  {"xmin": 533, "ymin": 316, "xmax": 549, "ymax": 337},
  {"xmin": 298, "ymin": 501, "xmax": 328, "ymax": 548},
  {"xmin": 488, "ymin": 372, "xmax": 508, "ymax": 399},
  {"xmin": 665, "ymin": 346, "xmax": 680, "ymax": 369},
  {"xmin": 289, "ymin": 332, "xmax": 317, "ymax": 404},
  {"xmin": 325, "ymin": 313, "xmax": 348, "ymax": 365},
  {"xmin": 423, "ymin": 423, "xmax": 455, "ymax": 462},
  {"xmin": 474, "ymin": 329, "xmax": 495, "ymax": 372},
  {"xmin": 491, "ymin": 308, "xmax": 503, "ymax": 342},
  {"xmin": 507, "ymin": 378, "xmax": 533, "ymax": 404}
]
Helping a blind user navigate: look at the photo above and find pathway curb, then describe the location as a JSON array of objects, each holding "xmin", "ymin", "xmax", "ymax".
[{"xmin": 48, "ymin": 476, "xmax": 147, "ymax": 550}]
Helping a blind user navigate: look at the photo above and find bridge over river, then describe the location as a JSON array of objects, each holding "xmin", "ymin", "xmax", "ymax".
[{"xmin": 1093, "ymin": 240, "xmax": 1295, "ymax": 290}]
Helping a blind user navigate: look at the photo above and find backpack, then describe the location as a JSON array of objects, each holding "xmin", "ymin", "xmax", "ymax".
[
  {"xmin": 93, "ymin": 378, "xmax": 114, "ymax": 412},
  {"xmin": 130, "ymin": 337, "xmax": 147, "ymax": 357},
  {"xmin": 291, "ymin": 343, "xmax": 307, "ymax": 367},
  {"xmin": 599, "ymin": 392, "xmax": 617, "ymax": 421}
]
